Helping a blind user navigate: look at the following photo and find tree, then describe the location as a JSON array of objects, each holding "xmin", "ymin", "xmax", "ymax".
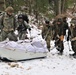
[
  {"xmin": 0, "ymin": 0, "xmax": 6, "ymax": 11},
  {"xmin": 49, "ymin": 0, "xmax": 68, "ymax": 16}
]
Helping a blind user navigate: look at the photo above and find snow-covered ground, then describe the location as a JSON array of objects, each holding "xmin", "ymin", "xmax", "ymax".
[
  {"xmin": 0, "ymin": 17, "xmax": 76, "ymax": 75},
  {"xmin": 0, "ymin": 41, "xmax": 76, "ymax": 75}
]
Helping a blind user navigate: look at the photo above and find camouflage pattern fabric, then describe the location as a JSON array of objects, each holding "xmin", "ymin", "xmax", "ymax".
[
  {"xmin": 0, "ymin": 13, "xmax": 17, "ymax": 41},
  {"xmin": 42, "ymin": 24, "xmax": 54, "ymax": 51},
  {"xmin": 70, "ymin": 25, "xmax": 76, "ymax": 53}
]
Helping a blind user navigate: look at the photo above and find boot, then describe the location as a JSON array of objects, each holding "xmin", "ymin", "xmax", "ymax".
[
  {"xmin": 56, "ymin": 46, "xmax": 61, "ymax": 51},
  {"xmin": 58, "ymin": 51, "xmax": 63, "ymax": 55},
  {"xmin": 57, "ymin": 48, "xmax": 63, "ymax": 55},
  {"xmin": 47, "ymin": 48, "xmax": 50, "ymax": 52},
  {"xmin": 70, "ymin": 52, "xmax": 76, "ymax": 56},
  {"xmin": 73, "ymin": 55, "xmax": 76, "ymax": 58},
  {"xmin": 70, "ymin": 53, "xmax": 76, "ymax": 58}
]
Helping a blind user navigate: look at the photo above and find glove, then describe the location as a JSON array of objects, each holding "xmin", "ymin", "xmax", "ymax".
[
  {"xmin": 14, "ymin": 30, "xmax": 18, "ymax": 35},
  {"xmin": 59, "ymin": 35, "xmax": 64, "ymax": 41}
]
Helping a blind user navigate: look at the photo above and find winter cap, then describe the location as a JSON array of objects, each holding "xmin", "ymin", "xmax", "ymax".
[
  {"xmin": 18, "ymin": 14, "xmax": 23, "ymax": 19},
  {"xmin": 57, "ymin": 18, "xmax": 62, "ymax": 22},
  {"xmin": 5, "ymin": 6, "xmax": 14, "ymax": 13}
]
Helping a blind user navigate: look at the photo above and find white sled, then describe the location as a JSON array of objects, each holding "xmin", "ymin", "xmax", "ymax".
[
  {"xmin": 0, "ymin": 40, "xmax": 47, "ymax": 61},
  {"xmin": 0, "ymin": 47, "xmax": 47, "ymax": 61}
]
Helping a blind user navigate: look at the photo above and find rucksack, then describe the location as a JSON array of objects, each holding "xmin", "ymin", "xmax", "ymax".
[{"xmin": 18, "ymin": 14, "xmax": 29, "ymax": 23}]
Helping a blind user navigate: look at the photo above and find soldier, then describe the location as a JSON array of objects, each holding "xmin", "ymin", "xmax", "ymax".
[
  {"xmin": 70, "ymin": 17, "xmax": 76, "ymax": 58},
  {"xmin": 71, "ymin": 17, "xmax": 76, "ymax": 25},
  {"xmin": 53, "ymin": 18, "xmax": 64, "ymax": 55},
  {"xmin": 17, "ymin": 14, "xmax": 31, "ymax": 40},
  {"xmin": 42, "ymin": 20, "xmax": 54, "ymax": 52},
  {"xmin": 0, "ymin": 6, "xmax": 18, "ymax": 41},
  {"xmin": 62, "ymin": 17, "xmax": 71, "ymax": 41}
]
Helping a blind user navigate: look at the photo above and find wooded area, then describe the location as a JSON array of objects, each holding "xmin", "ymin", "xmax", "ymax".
[{"xmin": 0, "ymin": 0, "xmax": 76, "ymax": 18}]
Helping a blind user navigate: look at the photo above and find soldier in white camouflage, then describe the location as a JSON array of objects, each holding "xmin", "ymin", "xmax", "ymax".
[
  {"xmin": 0, "ymin": 6, "xmax": 18, "ymax": 41},
  {"xmin": 70, "ymin": 17, "xmax": 76, "ymax": 58}
]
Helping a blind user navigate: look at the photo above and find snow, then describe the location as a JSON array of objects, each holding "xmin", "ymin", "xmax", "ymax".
[
  {"xmin": 0, "ymin": 36, "xmax": 47, "ymax": 53},
  {"xmin": 67, "ymin": 17, "xmax": 72, "ymax": 26},
  {"xmin": 0, "ymin": 17, "xmax": 76, "ymax": 75},
  {"xmin": 0, "ymin": 44, "xmax": 76, "ymax": 75}
]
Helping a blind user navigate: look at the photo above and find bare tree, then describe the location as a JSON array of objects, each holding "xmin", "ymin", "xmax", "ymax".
[{"xmin": 49, "ymin": 0, "xmax": 68, "ymax": 15}]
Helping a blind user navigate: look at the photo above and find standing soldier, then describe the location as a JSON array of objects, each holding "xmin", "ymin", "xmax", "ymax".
[
  {"xmin": 70, "ymin": 17, "xmax": 76, "ymax": 58},
  {"xmin": 53, "ymin": 18, "xmax": 64, "ymax": 55},
  {"xmin": 62, "ymin": 17, "xmax": 71, "ymax": 41},
  {"xmin": 17, "ymin": 14, "xmax": 31, "ymax": 40},
  {"xmin": 0, "ymin": 6, "xmax": 18, "ymax": 41},
  {"xmin": 42, "ymin": 20, "xmax": 54, "ymax": 52}
]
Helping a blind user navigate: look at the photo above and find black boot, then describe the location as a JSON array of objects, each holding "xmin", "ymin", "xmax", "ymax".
[
  {"xmin": 70, "ymin": 53, "xmax": 76, "ymax": 56},
  {"xmin": 58, "ymin": 51, "xmax": 63, "ymax": 55},
  {"xmin": 69, "ymin": 53, "xmax": 76, "ymax": 58},
  {"xmin": 56, "ymin": 46, "xmax": 61, "ymax": 51},
  {"xmin": 57, "ymin": 47, "xmax": 63, "ymax": 55},
  {"xmin": 73, "ymin": 55, "xmax": 76, "ymax": 58},
  {"xmin": 72, "ymin": 53, "xmax": 76, "ymax": 58},
  {"xmin": 47, "ymin": 48, "xmax": 50, "ymax": 52}
]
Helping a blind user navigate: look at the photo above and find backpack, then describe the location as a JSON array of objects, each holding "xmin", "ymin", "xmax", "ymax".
[{"xmin": 18, "ymin": 14, "xmax": 29, "ymax": 23}]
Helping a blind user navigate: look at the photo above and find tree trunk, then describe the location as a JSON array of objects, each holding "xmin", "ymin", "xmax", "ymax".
[
  {"xmin": 54, "ymin": 0, "xmax": 62, "ymax": 15},
  {"xmin": 59, "ymin": 0, "xmax": 62, "ymax": 14},
  {"xmin": 61, "ymin": 0, "xmax": 68, "ymax": 14}
]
